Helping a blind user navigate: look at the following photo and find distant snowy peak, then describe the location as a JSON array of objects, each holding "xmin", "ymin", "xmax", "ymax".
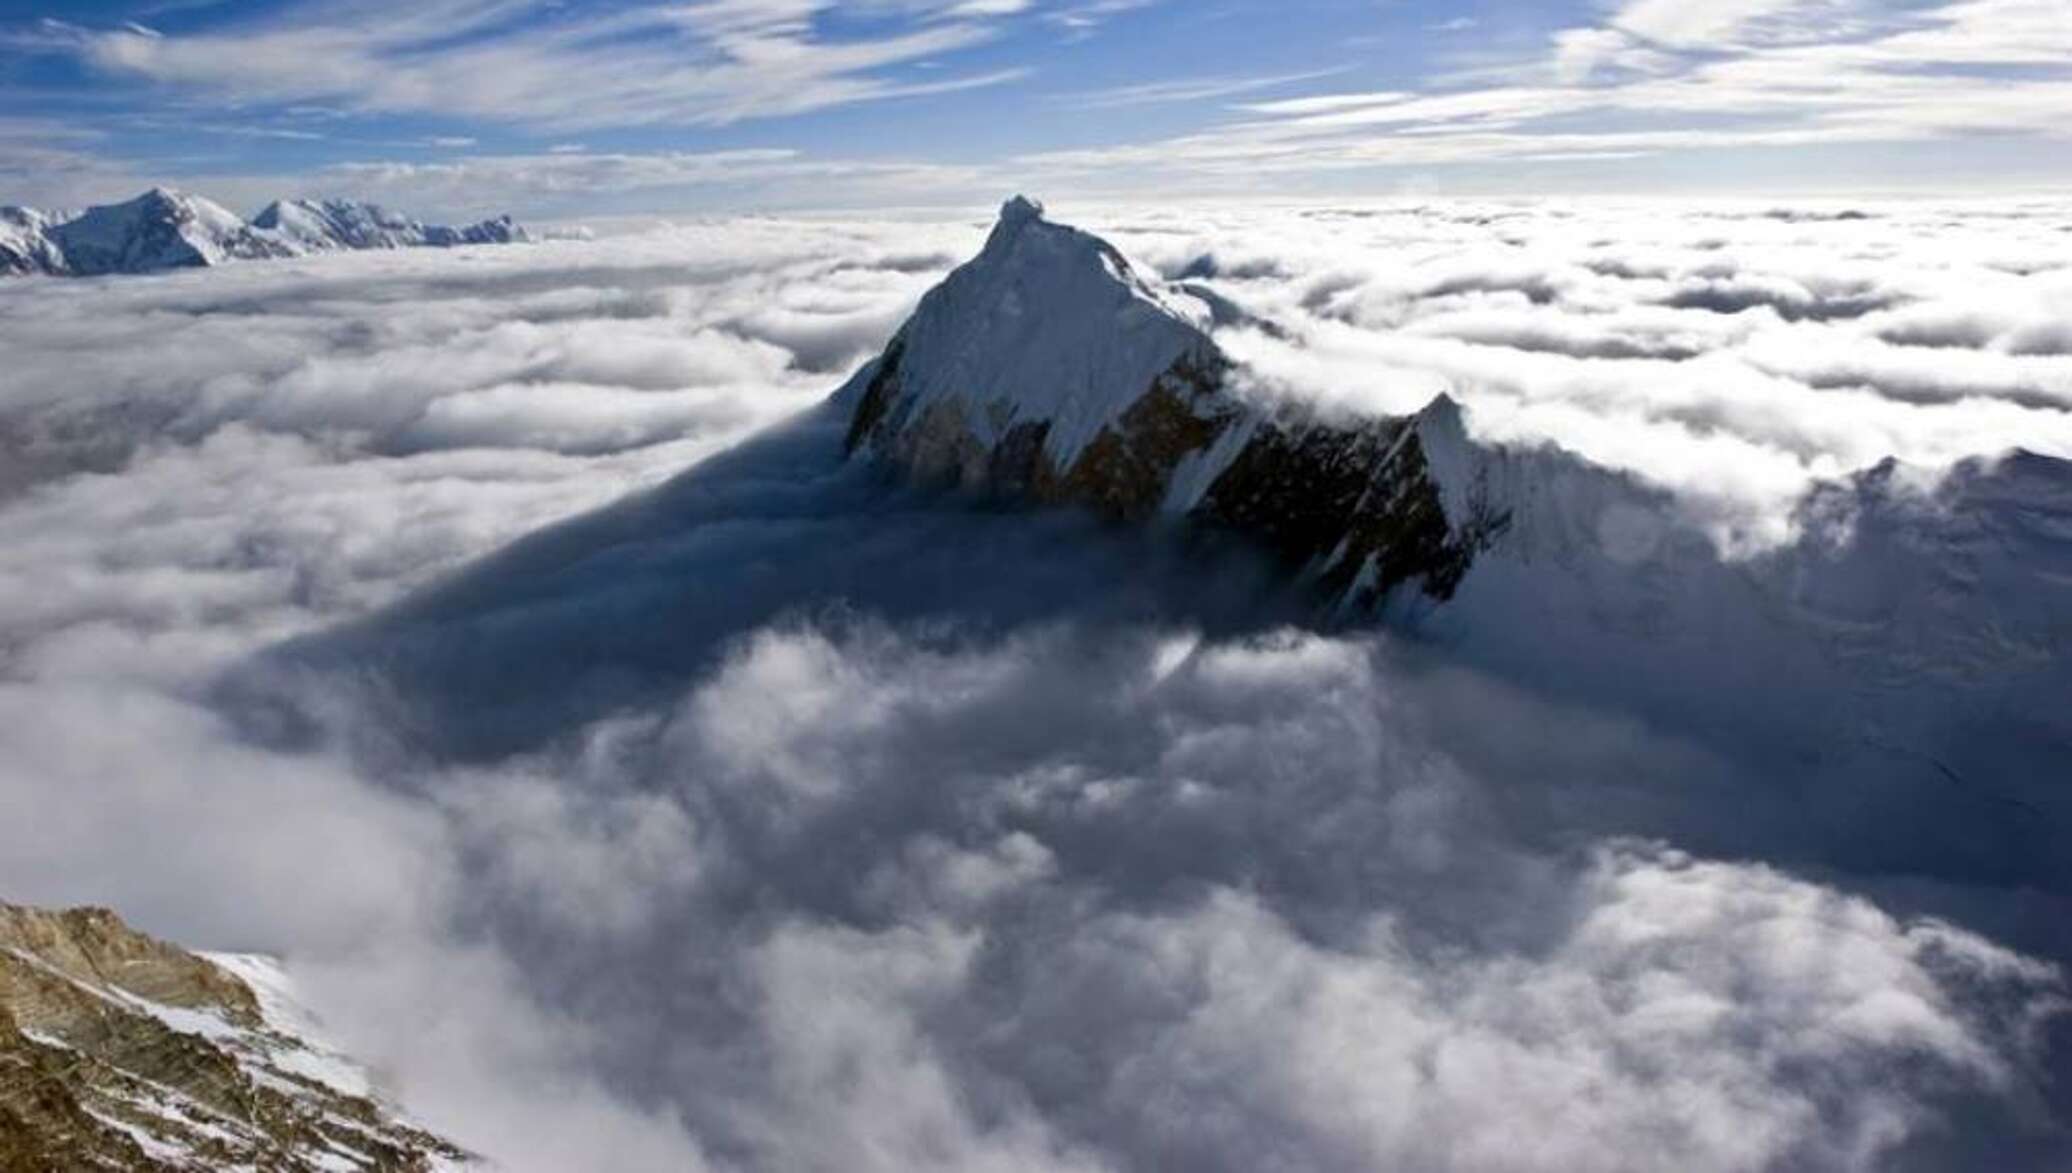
[
  {"xmin": 48, "ymin": 187, "xmax": 293, "ymax": 276},
  {"xmin": 253, "ymin": 197, "xmax": 530, "ymax": 252},
  {"xmin": 842, "ymin": 196, "xmax": 1507, "ymax": 606},
  {"xmin": 0, "ymin": 188, "xmax": 529, "ymax": 278},
  {"xmin": 253, "ymin": 196, "xmax": 417, "ymax": 251}
]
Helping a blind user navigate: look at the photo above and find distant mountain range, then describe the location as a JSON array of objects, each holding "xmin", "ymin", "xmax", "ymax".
[{"xmin": 0, "ymin": 187, "xmax": 528, "ymax": 278}]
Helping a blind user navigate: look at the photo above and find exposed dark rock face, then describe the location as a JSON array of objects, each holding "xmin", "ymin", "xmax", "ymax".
[
  {"xmin": 1196, "ymin": 407, "xmax": 1492, "ymax": 604},
  {"xmin": 1030, "ymin": 353, "xmax": 1233, "ymax": 519},
  {"xmin": 842, "ymin": 340, "xmax": 907, "ymax": 456},
  {"xmin": 841, "ymin": 197, "xmax": 1508, "ymax": 608}
]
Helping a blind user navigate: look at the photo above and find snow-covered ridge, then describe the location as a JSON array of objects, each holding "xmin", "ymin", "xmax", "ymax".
[
  {"xmin": 252, "ymin": 196, "xmax": 527, "ymax": 253},
  {"xmin": 0, "ymin": 187, "xmax": 529, "ymax": 278}
]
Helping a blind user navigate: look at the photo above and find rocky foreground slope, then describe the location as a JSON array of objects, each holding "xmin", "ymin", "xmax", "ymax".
[
  {"xmin": 0, "ymin": 188, "xmax": 526, "ymax": 278},
  {"xmin": 0, "ymin": 900, "xmax": 466, "ymax": 1170}
]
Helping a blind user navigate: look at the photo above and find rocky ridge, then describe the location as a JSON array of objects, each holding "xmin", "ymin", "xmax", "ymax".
[{"xmin": 0, "ymin": 900, "xmax": 468, "ymax": 1171}]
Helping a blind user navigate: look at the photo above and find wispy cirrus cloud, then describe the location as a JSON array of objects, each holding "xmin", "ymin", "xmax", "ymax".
[
  {"xmin": 0, "ymin": 117, "xmax": 139, "ymax": 207},
  {"xmin": 1596, "ymin": 0, "xmax": 1860, "ymax": 53},
  {"xmin": 1059, "ymin": 67, "xmax": 1349, "ymax": 109},
  {"xmin": 25, "ymin": 0, "xmax": 1035, "ymax": 132},
  {"xmin": 1044, "ymin": 0, "xmax": 1160, "ymax": 35},
  {"xmin": 1016, "ymin": 0, "xmax": 2072, "ymax": 180},
  {"xmin": 296, "ymin": 148, "xmax": 988, "ymax": 216},
  {"xmin": 5, "ymin": 0, "xmax": 2067, "ymax": 212}
]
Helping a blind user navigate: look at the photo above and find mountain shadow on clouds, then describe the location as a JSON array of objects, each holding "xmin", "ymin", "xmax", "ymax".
[
  {"xmin": 226, "ymin": 399, "xmax": 1310, "ymax": 764},
  {"xmin": 225, "ymin": 394, "xmax": 2072, "ymax": 930},
  {"xmin": 215, "ymin": 407, "xmax": 2072, "ymax": 1173}
]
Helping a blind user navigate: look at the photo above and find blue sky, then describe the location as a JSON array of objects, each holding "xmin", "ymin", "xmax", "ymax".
[{"xmin": 2, "ymin": 0, "xmax": 2068, "ymax": 218}]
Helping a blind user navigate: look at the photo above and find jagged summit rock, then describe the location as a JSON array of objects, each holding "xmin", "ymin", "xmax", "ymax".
[
  {"xmin": 0, "ymin": 188, "xmax": 530, "ymax": 278},
  {"xmin": 840, "ymin": 196, "xmax": 1508, "ymax": 606},
  {"xmin": 998, "ymin": 193, "xmax": 1045, "ymax": 224},
  {"xmin": 0, "ymin": 899, "xmax": 470, "ymax": 1170}
]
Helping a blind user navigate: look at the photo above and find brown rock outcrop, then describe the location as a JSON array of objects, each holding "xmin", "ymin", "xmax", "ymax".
[{"xmin": 0, "ymin": 900, "xmax": 468, "ymax": 1171}]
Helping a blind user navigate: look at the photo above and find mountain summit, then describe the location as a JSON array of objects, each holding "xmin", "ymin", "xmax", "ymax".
[
  {"xmin": 840, "ymin": 196, "xmax": 1508, "ymax": 605},
  {"xmin": 38, "ymin": 187, "xmax": 293, "ymax": 276}
]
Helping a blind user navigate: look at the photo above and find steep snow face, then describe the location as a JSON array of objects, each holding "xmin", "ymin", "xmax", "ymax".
[
  {"xmin": 848, "ymin": 195, "xmax": 1218, "ymax": 468},
  {"xmin": 842, "ymin": 196, "xmax": 1505, "ymax": 604},
  {"xmin": 47, "ymin": 187, "xmax": 292, "ymax": 275}
]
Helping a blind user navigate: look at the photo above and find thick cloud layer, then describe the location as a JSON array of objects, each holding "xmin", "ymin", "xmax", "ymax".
[{"xmin": 0, "ymin": 202, "xmax": 2067, "ymax": 1171}]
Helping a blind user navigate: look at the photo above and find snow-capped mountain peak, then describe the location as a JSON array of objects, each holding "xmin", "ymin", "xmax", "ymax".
[
  {"xmin": 841, "ymin": 196, "xmax": 1504, "ymax": 605},
  {"xmin": 43, "ymin": 186, "xmax": 291, "ymax": 276},
  {"xmin": 846, "ymin": 193, "xmax": 1218, "ymax": 470}
]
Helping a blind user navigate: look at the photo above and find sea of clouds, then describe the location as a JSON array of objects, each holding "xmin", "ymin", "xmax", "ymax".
[{"xmin": 0, "ymin": 198, "xmax": 2067, "ymax": 1171}]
